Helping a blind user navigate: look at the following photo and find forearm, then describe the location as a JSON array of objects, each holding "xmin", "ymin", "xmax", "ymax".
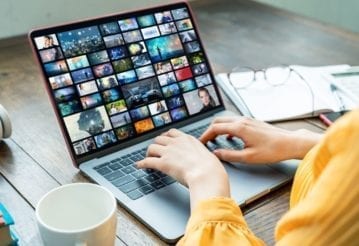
[{"xmin": 284, "ymin": 129, "xmax": 322, "ymax": 160}]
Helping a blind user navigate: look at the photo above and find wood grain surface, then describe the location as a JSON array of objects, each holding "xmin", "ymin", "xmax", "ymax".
[{"xmin": 0, "ymin": 0, "xmax": 358, "ymax": 245}]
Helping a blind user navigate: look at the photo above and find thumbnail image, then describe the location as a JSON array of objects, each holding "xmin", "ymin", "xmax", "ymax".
[
  {"xmin": 115, "ymin": 124, "xmax": 135, "ymax": 141},
  {"xmin": 195, "ymin": 73, "xmax": 212, "ymax": 87},
  {"xmin": 67, "ymin": 55, "xmax": 89, "ymax": 71},
  {"xmin": 159, "ymin": 22, "xmax": 177, "ymax": 35},
  {"xmin": 64, "ymin": 106, "xmax": 112, "ymax": 142},
  {"xmin": 134, "ymin": 118, "xmax": 154, "ymax": 134},
  {"xmin": 137, "ymin": 14, "xmax": 156, "ymax": 27},
  {"xmin": 58, "ymin": 26, "xmax": 105, "ymax": 57},
  {"xmin": 192, "ymin": 63, "xmax": 208, "ymax": 76},
  {"xmin": 49, "ymin": 73, "xmax": 73, "ymax": 89},
  {"xmin": 132, "ymin": 54, "xmax": 151, "ymax": 68},
  {"xmin": 71, "ymin": 68, "xmax": 94, "ymax": 83},
  {"xmin": 148, "ymin": 100, "xmax": 168, "ymax": 115},
  {"xmin": 73, "ymin": 137, "xmax": 96, "ymax": 155},
  {"xmin": 128, "ymin": 41, "xmax": 147, "ymax": 56},
  {"xmin": 162, "ymin": 83, "xmax": 180, "ymax": 98},
  {"xmin": 116, "ymin": 70, "xmax": 137, "ymax": 84},
  {"xmin": 155, "ymin": 11, "xmax": 173, "ymax": 24},
  {"xmin": 170, "ymin": 106, "xmax": 188, "ymax": 121},
  {"xmin": 152, "ymin": 112, "xmax": 172, "ymax": 127},
  {"xmin": 44, "ymin": 60, "xmax": 68, "ymax": 77},
  {"xmin": 122, "ymin": 77, "xmax": 163, "ymax": 109},
  {"xmin": 104, "ymin": 34, "xmax": 125, "ymax": 48},
  {"xmin": 179, "ymin": 30, "xmax": 197, "ymax": 43},
  {"xmin": 158, "ymin": 72, "xmax": 176, "ymax": 86},
  {"xmin": 39, "ymin": 47, "xmax": 63, "ymax": 63},
  {"xmin": 34, "ymin": 34, "xmax": 59, "ymax": 50},
  {"xmin": 94, "ymin": 131, "xmax": 117, "ymax": 148},
  {"xmin": 80, "ymin": 93, "xmax": 103, "ymax": 109},
  {"xmin": 130, "ymin": 106, "xmax": 150, "ymax": 121},
  {"xmin": 184, "ymin": 41, "xmax": 200, "ymax": 53},
  {"xmin": 146, "ymin": 34, "xmax": 184, "ymax": 62},
  {"xmin": 188, "ymin": 52, "xmax": 205, "ymax": 65},
  {"xmin": 102, "ymin": 88, "xmax": 122, "ymax": 103},
  {"xmin": 88, "ymin": 50, "xmax": 110, "ymax": 65},
  {"xmin": 112, "ymin": 58, "xmax": 133, "ymax": 73},
  {"xmin": 118, "ymin": 18, "xmax": 139, "ymax": 31},
  {"xmin": 108, "ymin": 46, "xmax": 128, "ymax": 61},
  {"xmin": 166, "ymin": 95, "xmax": 185, "ymax": 109},
  {"xmin": 99, "ymin": 22, "xmax": 120, "ymax": 36},
  {"xmin": 183, "ymin": 85, "xmax": 219, "ymax": 115},
  {"xmin": 123, "ymin": 30, "xmax": 143, "ymax": 43},
  {"xmin": 111, "ymin": 111, "xmax": 131, "ymax": 128},
  {"xmin": 175, "ymin": 67, "xmax": 193, "ymax": 81},
  {"xmin": 105, "ymin": 99, "xmax": 127, "ymax": 116},
  {"xmin": 178, "ymin": 79, "xmax": 196, "ymax": 92},
  {"xmin": 171, "ymin": 56, "xmax": 189, "ymax": 70},
  {"xmin": 136, "ymin": 65, "xmax": 155, "ymax": 80},
  {"xmin": 141, "ymin": 26, "xmax": 160, "ymax": 40},
  {"xmin": 96, "ymin": 75, "xmax": 118, "ymax": 90},
  {"xmin": 76, "ymin": 80, "xmax": 98, "ymax": 96},
  {"xmin": 172, "ymin": 7, "xmax": 189, "ymax": 20},
  {"xmin": 58, "ymin": 99, "xmax": 81, "ymax": 117},
  {"xmin": 176, "ymin": 19, "xmax": 193, "ymax": 31},
  {"xmin": 93, "ymin": 63, "xmax": 114, "ymax": 78},
  {"xmin": 54, "ymin": 86, "xmax": 76, "ymax": 103},
  {"xmin": 154, "ymin": 61, "xmax": 172, "ymax": 75}
]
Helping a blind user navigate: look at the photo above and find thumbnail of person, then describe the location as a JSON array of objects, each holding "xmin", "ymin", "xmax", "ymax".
[
  {"xmin": 35, "ymin": 34, "xmax": 59, "ymax": 49},
  {"xmin": 94, "ymin": 131, "xmax": 117, "ymax": 148},
  {"xmin": 148, "ymin": 100, "xmax": 168, "ymax": 115},
  {"xmin": 183, "ymin": 85, "xmax": 219, "ymax": 115},
  {"xmin": 39, "ymin": 47, "xmax": 63, "ymax": 63}
]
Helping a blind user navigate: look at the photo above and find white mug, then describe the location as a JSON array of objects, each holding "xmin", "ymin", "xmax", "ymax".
[
  {"xmin": 36, "ymin": 183, "xmax": 117, "ymax": 246},
  {"xmin": 0, "ymin": 104, "xmax": 12, "ymax": 140}
]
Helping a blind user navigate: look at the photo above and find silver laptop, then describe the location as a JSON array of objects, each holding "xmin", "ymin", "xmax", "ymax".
[{"xmin": 29, "ymin": 2, "xmax": 298, "ymax": 242}]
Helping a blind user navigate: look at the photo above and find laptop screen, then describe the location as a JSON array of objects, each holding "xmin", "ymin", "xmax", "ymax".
[{"xmin": 30, "ymin": 2, "xmax": 223, "ymax": 159}]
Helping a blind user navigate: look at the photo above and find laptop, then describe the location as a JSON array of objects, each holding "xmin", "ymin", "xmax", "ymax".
[{"xmin": 29, "ymin": 1, "xmax": 298, "ymax": 242}]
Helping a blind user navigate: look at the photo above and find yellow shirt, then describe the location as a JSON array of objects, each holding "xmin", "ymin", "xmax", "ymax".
[{"xmin": 178, "ymin": 110, "xmax": 359, "ymax": 245}]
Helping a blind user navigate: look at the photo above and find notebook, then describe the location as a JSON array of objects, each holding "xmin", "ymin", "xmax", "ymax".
[
  {"xmin": 29, "ymin": 2, "xmax": 298, "ymax": 242},
  {"xmin": 216, "ymin": 65, "xmax": 359, "ymax": 122}
]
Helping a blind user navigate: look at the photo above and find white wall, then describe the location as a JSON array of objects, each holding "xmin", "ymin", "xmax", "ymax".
[
  {"xmin": 0, "ymin": 0, "xmax": 177, "ymax": 39},
  {"xmin": 255, "ymin": 0, "xmax": 359, "ymax": 33}
]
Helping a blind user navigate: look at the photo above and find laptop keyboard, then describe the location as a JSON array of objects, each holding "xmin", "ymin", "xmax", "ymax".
[{"xmin": 94, "ymin": 124, "xmax": 244, "ymax": 200}]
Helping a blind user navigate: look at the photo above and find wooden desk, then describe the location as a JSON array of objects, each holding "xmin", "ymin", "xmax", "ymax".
[{"xmin": 0, "ymin": 0, "xmax": 358, "ymax": 245}]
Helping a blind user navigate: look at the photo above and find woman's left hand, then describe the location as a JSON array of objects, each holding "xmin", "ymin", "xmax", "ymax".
[{"xmin": 136, "ymin": 128, "xmax": 230, "ymax": 210}]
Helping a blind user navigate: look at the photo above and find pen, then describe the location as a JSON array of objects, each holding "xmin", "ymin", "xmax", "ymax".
[{"xmin": 330, "ymin": 83, "xmax": 346, "ymax": 111}]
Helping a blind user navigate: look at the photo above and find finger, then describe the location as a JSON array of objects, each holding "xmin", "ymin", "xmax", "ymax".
[
  {"xmin": 136, "ymin": 157, "xmax": 163, "ymax": 171},
  {"xmin": 146, "ymin": 144, "xmax": 166, "ymax": 157},
  {"xmin": 200, "ymin": 122, "xmax": 238, "ymax": 143},
  {"xmin": 163, "ymin": 128, "xmax": 183, "ymax": 138},
  {"xmin": 213, "ymin": 148, "xmax": 255, "ymax": 163},
  {"xmin": 153, "ymin": 135, "xmax": 173, "ymax": 146},
  {"xmin": 211, "ymin": 116, "xmax": 238, "ymax": 124}
]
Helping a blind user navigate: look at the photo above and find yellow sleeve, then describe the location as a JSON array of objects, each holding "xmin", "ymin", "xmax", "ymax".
[
  {"xmin": 177, "ymin": 197, "xmax": 264, "ymax": 246},
  {"xmin": 275, "ymin": 109, "xmax": 359, "ymax": 245}
]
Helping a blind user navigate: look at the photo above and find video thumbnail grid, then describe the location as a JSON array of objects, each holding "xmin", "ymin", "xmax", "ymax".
[{"xmin": 34, "ymin": 6, "xmax": 220, "ymax": 156}]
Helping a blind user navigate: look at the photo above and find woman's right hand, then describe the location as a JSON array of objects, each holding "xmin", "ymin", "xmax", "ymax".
[{"xmin": 200, "ymin": 116, "xmax": 322, "ymax": 164}]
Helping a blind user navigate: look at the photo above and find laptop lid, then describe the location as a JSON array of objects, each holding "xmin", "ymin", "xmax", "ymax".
[{"xmin": 29, "ymin": 1, "xmax": 225, "ymax": 167}]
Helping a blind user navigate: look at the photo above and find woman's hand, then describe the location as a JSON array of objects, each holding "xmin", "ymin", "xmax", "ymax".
[
  {"xmin": 136, "ymin": 128, "xmax": 230, "ymax": 211},
  {"xmin": 200, "ymin": 116, "xmax": 322, "ymax": 164}
]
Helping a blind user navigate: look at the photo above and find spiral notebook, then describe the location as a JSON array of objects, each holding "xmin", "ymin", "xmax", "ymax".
[{"xmin": 216, "ymin": 65, "xmax": 359, "ymax": 122}]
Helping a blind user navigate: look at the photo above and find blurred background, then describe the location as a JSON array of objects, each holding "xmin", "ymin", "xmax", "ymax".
[{"xmin": 0, "ymin": 0, "xmax": 358, "ymax": 39}]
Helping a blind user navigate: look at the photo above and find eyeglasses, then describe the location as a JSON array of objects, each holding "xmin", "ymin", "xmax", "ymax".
[{"xmin": 226, "ymin": 66, "xmax": 315, "ymax": 117}]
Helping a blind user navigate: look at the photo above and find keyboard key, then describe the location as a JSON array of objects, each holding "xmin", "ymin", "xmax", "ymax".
[
  {"xmin": 161, "ymin": 176, "xmax": 176, "ymax": 185},
  {"xmin": 130, "ymin": 155, "xmax": 143, "ymax": 162},
  {"xmin": 132, "ymin": 170, "xmax": 147, "ymax": 179},
  {"xmin": 152, "ymin": 180, "xmax": 165, "ymax": 189},
  {"xmin": 104, "ymin": 170, "xmax": 125, "ymax": 181},
  {"xmin": 112, "ymin": 175, "xmax": 135, "ymax": 187},
  {"xmin": 157, "ymin": 172, "xmax": 167, "ymax": 178},
  {"xmin": 120, "ymin": 159, "xmax": 132, "ymax": 166},
  {"xmin": 94, "ymin": 162, "xmax": 110, "ymax": 170},
  {"xmin": 144, "ymin": 173, "xmax": 160, "ymax": 183},
  {"xmin": 118, "ymin": 179, "xmax": 149, "ymax": 193},
  {"xmin": 109, "ymin": 163, "xmax": 122, "ymax": 170},
  {"xmin": 96, "ymin": 166, "xmax": 112, "ymax": 176},
  {"xmin": 127, "ymin": 190, "xmax": 143, "ymax": 200},
  {"xmin": 139, "ymin": 185, "xmax": 155, "ymax": 194},
  {"xmin": 121, "ymin": 166, "xmax": 136, "ymax": 174}
]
